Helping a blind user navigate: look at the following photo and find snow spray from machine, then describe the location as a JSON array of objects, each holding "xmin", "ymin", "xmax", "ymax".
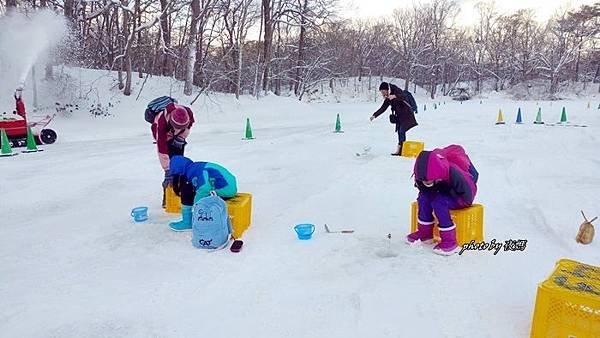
[{"xmin": 0, "ymin": 10, "xmax": 67, "ymax": 98}]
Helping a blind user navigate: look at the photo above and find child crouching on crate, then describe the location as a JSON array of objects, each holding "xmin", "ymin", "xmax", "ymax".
[
  {"xmin": 406, "ymin": 145, "xmax": 478, "ymax": 255},
  {"xmin": 167, "ymin": 155, "xmax": 237, "ymax": 231}
]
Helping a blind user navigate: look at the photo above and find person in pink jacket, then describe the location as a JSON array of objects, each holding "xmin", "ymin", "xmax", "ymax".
[
  {"xmin": 151, "ymin": 102, "xmax": 195, "ymax": 207},
  {"xmin": 406, "ymin": 145, "xmax": 479, "ymax": 255}
]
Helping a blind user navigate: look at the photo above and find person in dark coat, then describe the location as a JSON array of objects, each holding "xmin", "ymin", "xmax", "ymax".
[{"xmin": 369, "ymin": 82, "xmax": 418, "ymax": 155}]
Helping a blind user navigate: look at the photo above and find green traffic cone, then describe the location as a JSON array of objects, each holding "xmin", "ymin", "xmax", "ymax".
[
  {"xmin": 243, "ymin": 118, "xmax": 254, "ymax": 140},
  {"xmin": 534, "ymin": 107, "xmax": 544, "ymax": 124},
  {"xmin": 1, "ymin": 129, "xmax": 17, "ymax": 157},
  {"xmin": 22, "ymin": 126, "xmax": 41, "ymax": 153},
  {"xmin": 559, "ymin": 107, "xmax": 568, "ymax": 123},
  {"xmin": 334, "ymin": 113, "xmax": 343, "ymax": 133}
]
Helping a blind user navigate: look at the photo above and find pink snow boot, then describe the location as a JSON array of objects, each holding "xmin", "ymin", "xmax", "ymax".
[
  {"xmin": 406, "ymin": 223, "xmax": 434, "ymax": 244},
  {"xmin": 433, "ymin": 227, "xmax": 458, "ymax": 255}
]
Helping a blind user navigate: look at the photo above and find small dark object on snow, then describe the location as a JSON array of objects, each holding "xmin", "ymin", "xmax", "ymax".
[
  {"xmin": 324, "ymin": 224, "xmax": 354, "ymax": 234},
  {"xmin": 230, "ymin": 240, "xmax": 243, "ymax": 252}
]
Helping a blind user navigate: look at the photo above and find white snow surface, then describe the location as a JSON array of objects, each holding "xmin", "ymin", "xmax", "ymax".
[{"xmin": 1, "ymin": 68, "xmax": 600, "ymax": 338}]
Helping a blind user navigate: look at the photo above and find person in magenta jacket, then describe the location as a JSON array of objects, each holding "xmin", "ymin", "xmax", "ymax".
[
  {"xmin": 151, "ymin": 102, "xmax": 195, "ymax": 207},
  {"xmin": 406, "ymin": 145, "xmax": 479, "ymax": 255}
]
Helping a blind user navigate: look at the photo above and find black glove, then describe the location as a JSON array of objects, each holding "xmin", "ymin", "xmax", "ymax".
[{"xmin": 169, "ymin": 136, "xmax": 187, "ymax": 150}]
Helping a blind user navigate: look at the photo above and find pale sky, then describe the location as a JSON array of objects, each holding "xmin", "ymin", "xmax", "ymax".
[{"xmin": 339, "ymin": 0, "xmax": 598, "ymax": 25}]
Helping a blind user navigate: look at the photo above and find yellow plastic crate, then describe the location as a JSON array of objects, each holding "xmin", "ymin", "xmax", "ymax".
[
  {"xmin": 530, "ymin": 259, "xmax": 600, "ymax": 338},
  {"xmin": 401, "ymin": 141, "xmax": 425, "ymax": 158},
  {"xmin": 225, "ymin": 193, "xmax": 252, "ymax": 239},
  {"xmin": 165, "ymin": 185, "xmax": 181, "ymax": 213},
  {"xmin": 409, "ymin": 201, "xmax": 484, "ymax": 245}
]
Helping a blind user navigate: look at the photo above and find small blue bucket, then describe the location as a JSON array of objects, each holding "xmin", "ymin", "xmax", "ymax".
[
  {"xmin": 294, "ymin": 223, "xmax": 315, "ymax": 240},
  {"xmin": 131, "ymin": 207, "xmax": 148, "ymax": 222}
]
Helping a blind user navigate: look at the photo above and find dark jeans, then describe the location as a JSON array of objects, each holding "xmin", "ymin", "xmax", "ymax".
[
  {"xmin": 178, "ymin": 177, "xmax": 196, "ymax": 206},
  {"xmin": 176, "ymin": 176, "xmax": 234, "ymax": 207},
  {"xmin": 397, "ymin": 125, "xmax": 406, "ymax": 145},
  {"xmin": 162, "ymin": 141, "xmax": 186, "ymax": 207}
]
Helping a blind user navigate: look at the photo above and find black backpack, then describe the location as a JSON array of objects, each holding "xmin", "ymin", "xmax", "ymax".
[
  {"xmin": 402, "ymin": 90, "xmax": 418, "ymax": 113},
  {"xmin": 144, "ymin": 96, "xmax": 177, "ymax": 123}
]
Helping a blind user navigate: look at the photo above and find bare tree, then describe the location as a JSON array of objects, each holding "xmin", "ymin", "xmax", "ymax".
[{"xmin": 184, "ymin": 0, "xmax": 200, "ymax": 96}]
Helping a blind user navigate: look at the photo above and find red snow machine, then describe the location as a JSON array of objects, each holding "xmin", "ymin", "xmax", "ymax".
[
  {"xmin": 0, "ymin": 90, "xmax": 57, "ymax": 148},
  {"xmin": 0, "ymin": 114, "xmax": 57, "ymax": 147}
]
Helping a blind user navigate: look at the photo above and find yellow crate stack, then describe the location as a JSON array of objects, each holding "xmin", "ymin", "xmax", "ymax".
[
  {"xmin": 401, "ymin": 141, "xmax": 425, "ymax": 158},
  {"xmin": 165, "ymin": 185, "xmax": 181, "ymax": 213},
  {"xmin": 530, "ymin": 259, "xmax": 600, "ymax": 338},
  {"xmin": 166, "ymin": 189, "xmax": 253, "ymax": 239},
  {"xmin": 410, "ymin": 201, "xmax": 484, "ymax": 245},
  {"xmin": 225, "ymin": 193, "xmax": 253, "ymax": 239}
]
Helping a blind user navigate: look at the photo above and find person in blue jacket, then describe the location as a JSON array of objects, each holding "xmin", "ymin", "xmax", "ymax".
[{"xmin": 168, "ymin": 155, "xmax": 237, "ymax": 231}]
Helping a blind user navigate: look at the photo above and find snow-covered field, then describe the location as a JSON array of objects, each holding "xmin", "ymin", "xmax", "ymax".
[{"xmin": 1, "ymin": 70, "xmax": 599, "ymax": 337}]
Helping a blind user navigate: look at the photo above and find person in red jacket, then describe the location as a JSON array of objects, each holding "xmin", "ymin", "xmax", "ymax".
[
  {"xmin": 14, "ymin": 85, "xmax": 26, "ymax": 119},
  {"xmin": 151, "ymin": 102, "xmax": 195, "ymax": 207}
]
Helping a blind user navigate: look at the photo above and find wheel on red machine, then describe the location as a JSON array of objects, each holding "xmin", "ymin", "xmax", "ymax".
[{"xmin": 39, "ymin": 129, "xmax": 57, "ymax": 144}]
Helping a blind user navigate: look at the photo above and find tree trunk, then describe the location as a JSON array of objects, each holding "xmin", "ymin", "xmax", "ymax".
[
  {"xmin": 294, "ymin": 0, "xmax": 308, "ymax": 97},
  {"xmin": 45, "ymin": 63, "xmax": 53, "ymax": 80},
  {"xmin": 550, "ymin": 73, "xmax": 559, "ymax": 94},
  {"xmin": 64, "ymin": 0, "xmax": 74, "ymax": 21},
  {"xmin": 261, "ymin": 0, "xmax": 273, "ymax": 92},
  {"xmin": 38, "ymin": 0, "xmax": 54, "ymax": 80},
  {"xmin": 6, "ymin": 0, "xmax": 17, "ymax": 11},
  {"xmin": 236, "ymin": 47, "xmax": 243, "ymax": 99},
  {"xmin": 574, "ymin": 36, "xmax": 582, "ymax": 82},
  {"xmin": 253, "ymin": 2, "xmax": 264, "ymax": 98},
  {"xmin": 159, "ymin": 0, "xmax": 172, "ymax": 76},
  {"xmin": 184, "ymin": 0, "xmax": 200, "ymax": 96},
  {"xmin": 193, "ymin": 32, "xmax": 204, "ymax": 87},
  {"xmin": 232, "ymin": 46, "xmax": 241, "ymax": 99},
  {"xmin": 122, "ymin": 0, "xmax": 132, "ymax": 95},
  {"xmin": 441, "ymin": 63, "xmax": 446, "ymax": 95},
  {"xmin": 136, "ymin": 0, "xmax": 143, "ymax": 79}
]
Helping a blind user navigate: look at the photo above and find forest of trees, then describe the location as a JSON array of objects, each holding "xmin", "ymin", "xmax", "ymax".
[{"xmin": 1, "ymin": 0, "xmax": 599, "ymax": 99}]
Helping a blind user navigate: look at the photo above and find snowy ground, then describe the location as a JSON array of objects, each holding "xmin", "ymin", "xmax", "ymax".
[{"xmin": 1, "ymin": 71, "xmax": 599, "ymax": 337}]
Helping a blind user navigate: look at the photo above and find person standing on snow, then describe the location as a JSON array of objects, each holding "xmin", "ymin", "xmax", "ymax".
[
  {"xmin": 151, "ymin": 102, "xmax": 195, "ymax": 207},
  {"xmin": 14, "ymin": 84, "xmax": 26, "ymax": 119},
  {"xmin": 369, "ymin": 82, "xmax": 418, "ymax": 156},
  {"xmin": 167, "ymin": 155, "xmax": 237, "ymax": 231},
  {"xmin": 406, "ymin": 145, "xmax": 479, "ymax": 255}
]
